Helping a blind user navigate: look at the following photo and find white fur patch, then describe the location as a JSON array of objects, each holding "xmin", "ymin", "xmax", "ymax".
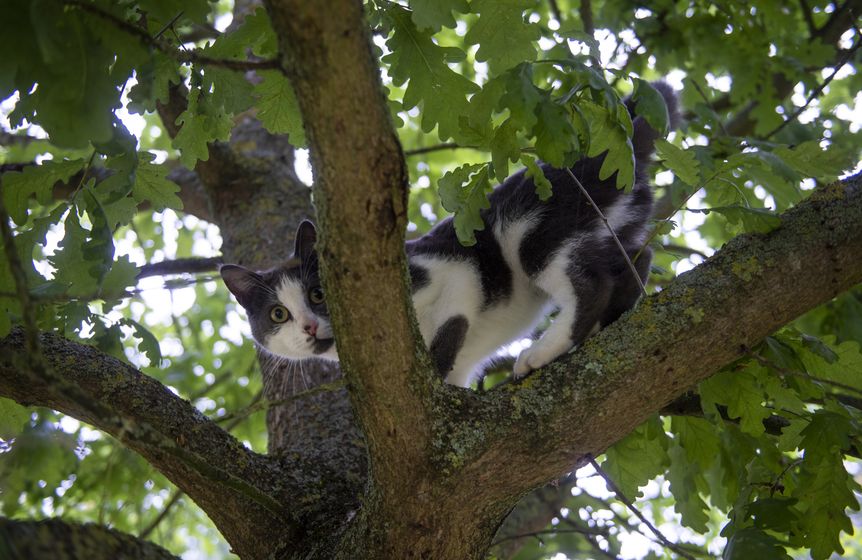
[
  {"xmin": 263, "ymin": 278, "xmax": 337, "ymax": 361},
  {"xmin": 513, "ymin": 246, "xmax": 576, "ymax": 376}
]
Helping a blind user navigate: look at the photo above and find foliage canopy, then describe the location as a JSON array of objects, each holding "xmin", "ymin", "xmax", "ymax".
[{"xmin": 0, "ymin": 0, "xmax": 861, "ymax": 559}]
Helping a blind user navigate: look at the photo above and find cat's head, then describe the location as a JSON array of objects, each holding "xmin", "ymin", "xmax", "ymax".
[{"xmin": 220, "ymin": 221, "xmax": 337, "ymax": 361}]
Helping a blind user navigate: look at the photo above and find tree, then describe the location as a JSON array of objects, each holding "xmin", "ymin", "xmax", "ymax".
[{"xmin": 1, "ymin": 0, "xmax": 861, "ymax": 558}]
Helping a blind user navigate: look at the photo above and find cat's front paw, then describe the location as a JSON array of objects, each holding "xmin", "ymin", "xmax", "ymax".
[
  {"xmin": 513, "ymin": 343, "xmax": 568, "ymax": 378},
  {"xmin": 513, "ymin": 347, "xmax": 543, "ymax": 378}
]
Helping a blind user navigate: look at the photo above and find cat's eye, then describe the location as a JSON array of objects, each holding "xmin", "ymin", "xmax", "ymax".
[
  {"xmin": 270, "ymin": 305, "xmax": 290, "ymax": 323},
  {"xmin": 308, "ymin": 287, "xmax": 325, "ymax": 304}
]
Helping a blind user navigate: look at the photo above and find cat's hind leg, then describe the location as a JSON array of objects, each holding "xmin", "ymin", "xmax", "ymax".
[
  {"xmin": 429, "ymin": 315, "xmax": 470, "ymax": 380},
  {"xmin": 601, "ymin": 246, "xmax": 651, "ymax": 327},
  {"xmin": 514, "ymin": 254, "xmax": 612, "ymax": 377}
]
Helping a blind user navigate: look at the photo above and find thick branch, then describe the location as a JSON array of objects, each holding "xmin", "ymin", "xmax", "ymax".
[
  {"xmin": 0, "ymin": 329, "xmax": 327, "ymax": 558},
  {"xmin": 442, "ymin": 174, "xmax": 862, "ymax": 515},
  {"xmin": 0, "ymin": 518, "xmax": 178, "ymax": 560},
  {"xmin": 265, "ymin": 0, "xmax": 433, "ymax": 531}
]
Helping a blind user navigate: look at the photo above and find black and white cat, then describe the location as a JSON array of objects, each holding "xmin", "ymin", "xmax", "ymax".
[{"xmin": 221, "ymin": 83, "xmax": 678, "ymax": 387}]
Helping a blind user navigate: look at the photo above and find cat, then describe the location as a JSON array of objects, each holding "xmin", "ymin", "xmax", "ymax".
[{"xmin": 221, "ymin": 83, "xmax": 679, "ymax": 388}]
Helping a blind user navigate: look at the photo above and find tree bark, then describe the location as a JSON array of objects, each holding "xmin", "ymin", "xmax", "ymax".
[{"xmin": 0, "ymin": 518, "xmax": 178, "ymax": 560}]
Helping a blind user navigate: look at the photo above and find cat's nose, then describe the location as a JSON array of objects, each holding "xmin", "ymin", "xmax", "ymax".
[{"xmin": 304, "ymin": 322, "xmax": 318, "ymax": 337}]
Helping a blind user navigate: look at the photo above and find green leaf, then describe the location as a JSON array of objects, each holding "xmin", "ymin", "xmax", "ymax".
[
  {"xmin": 80, "ymin": 187, "xmax": 115, "ymax": 288},
  {"xmin": 499, "ymin": 64, "xmax": 543, "ymax": 131},
  {"xmin": 745, "ymin": 497, "xmax": 800, "ymax": 533},
  {"xmin": 774, "ymin": 141, "xmax": 852, "ymax": 182},
  {"xmin": 383, "ymin": 5, "xmax": 478, "ymax": 141},
  {"xmin": 101, "ymin": 256, "xmax": 139, "ymax": 302},
  {"xmin": 1, "ymin": 159, "xmax": 85, "ymax": 225},
  {"xmin": 134, "ymin": 152, "xmax": 183, "ymax": 212},
  {"xmin": 631, "ymin": 78, "xmax": 669, "ymax": 135},
  {"xmin": 799, "ymin": 410, "xmax": 852, "ymax": 464},
  {"xmin": 120, "ymin": 318, "xmax": 162, "ymax": 366},
  {"xmin": 0, "ymin": 397, "xmax": 29, "ymax": 439},
  {"xmin": 489, "ymin": 119, "xmax": 521, "ymax": 180},
  {"xmin": 128, "ymin": 52, "xmax": 181, "ymax": 114},
  {"xmin": 723, "ymin": 527, "xmax": 791, "ymax": 560},
  {"xmin": 699, "ymin": 367, "xmax": 770, "ymax": 436},
  {"xmin": 655, "ymin": 139, "xmax": 700, "ymax": 187},
  {"xmin": 464, "ymin": 0, "xmax": 539, "ymax": 71},
  {"xmin": 21, "ymin": 0, "xmax": 121, "ymax": 148},
  {"xmin": 798, "ymin": 337, "xmax": 862, "ymax": 392},
  {"xmin": 579, "ymin": 100, "xmax": 633, "ymax": 190},
  {"xmin": 50, "ymin": 209, "xmax": 99, "ymax": 297},
  {"xmin": 173, "ymin": 89, "xmax": 233, "ymax": 168},
  {"xmin": 533, "ymin": 100, "xmax": 578, "ymax": 168},
  {"xmin": 253, "ymin": 70, "xmax": 306, "ymax": 145},
  {"xmin": 465, "ymin": 75, "xmax": 507, "ymax": 133},
  {"xmin": 799, "ymin": 333, "xmax": 838, "ymax": 364},
  {"xmin": 409, "ymin": 0, "xmax": 469, "ymax": 31},
  {"xmin": 671, "ymin": 417, "xmax": 721, "ymax": 471},
  {"xmin": 601, "ymin": 418, "xmax": 669, "ymax": 499},
  {"xmin": 667, "ymin": 444, "xmax": 710, "ymax": 531},
  {"xmin": 438, "ymin": 164, "xmax": 491, "ymax": 245},
  {"xmin": 521, "ymin": 155, "xmax": 552, "ymax": 200},
  {"xmin": 794, "ymin": 453, "xmax": 859, "ymax": 560},
  {"xmin": 137, "ymin": 0, "xmax": 211, "ymax": 27},
  {"xmin": 204, "ymin": 67, "xmax": 255, "ymax": 114},
  {"xmin": 204, "ymin": 7, "xmax": 277, "ymax": 59}
]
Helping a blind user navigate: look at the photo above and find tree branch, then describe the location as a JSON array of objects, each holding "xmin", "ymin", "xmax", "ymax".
[
  {"xmin": 438, "ymin": 174, "xmax": 862, "ymax": 514},
  {"xmin": 0, "ymin": 328, "xmax": 331, "ymax": 558},
  {"xmin": 265, "ymin": 0, "xmax": 435, "ymax": 542},
  {"xmin": 138, "ymin": 257, "xmax": 223, "ymax": 279},
  {"xmin": 0, "ymin": 518, "xmax": 179, "ymax": 560}
]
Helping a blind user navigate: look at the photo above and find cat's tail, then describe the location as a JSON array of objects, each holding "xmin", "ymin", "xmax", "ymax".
[{"xmin": 627, "ymin": 81, "xmax": 680, "ymax": 167}]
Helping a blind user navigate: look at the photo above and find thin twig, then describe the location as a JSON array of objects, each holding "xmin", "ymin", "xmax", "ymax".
[
  {"xmin": 578, "ymin": 0, "xmax": 601, "ymax": 68},
  {"xmin": 799, "ymin": 0, "xmax": 818, "ymax": 35},
  {"xmin": 547, "ymin": 0, "xmax": 563, "ymax": 22},
  {"xmin": 564, "ymin": 168, "xmax": 647, "ymax": 296},
  {"xmin": 559, "ymin": 518, "xmax": 623, "ymax": 560},
  {"xmin": 689, "ymin": 78, "xmax": 729, "ymax": 136},
  {"xmin": 63, "ymin": 0, "xmax": 281, "ymax": 72},
  {"xmin": 139, "ymin": 490, "xmax": 184, "ymax": 539},
  {"xmin": 635, "ymin": 164, "xmax": 730, "ymax": 264},
  {"xmin": 214, "ymin": 379, "xmax": 347, "ymax": 424},
  {"xmin": 750, "ymin": 352, "xmax": 862, "ymax": 398},
  {"xmin": 589, "ymin": 457, "xmax": 697, "ymax": 560},
  {"xmin": 491, "ymin": 527, "xmax": 609, "ymax": 547},
  {"xmin": 660, "ymin": 243, "xmax": 708, "ymax": 259},
  {"xmin": 765, "ymin": 36, "xmax": 862, "ymax": 139},
  {"xmin": 138, "ymin": 256, "xmax": 223, "ymax": 279},
  {"xmin": 404, "ymin": 143, "xmax": 477, "ymax": 157}
]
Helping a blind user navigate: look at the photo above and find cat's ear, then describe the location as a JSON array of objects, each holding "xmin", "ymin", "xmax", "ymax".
[
  {"xmin": 220, "ymin": 264, "xmax": 262, "ymax": 309},
  {"xmin": 294, "ymin": 220, "xmax": 317, "ymax": 262}
]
